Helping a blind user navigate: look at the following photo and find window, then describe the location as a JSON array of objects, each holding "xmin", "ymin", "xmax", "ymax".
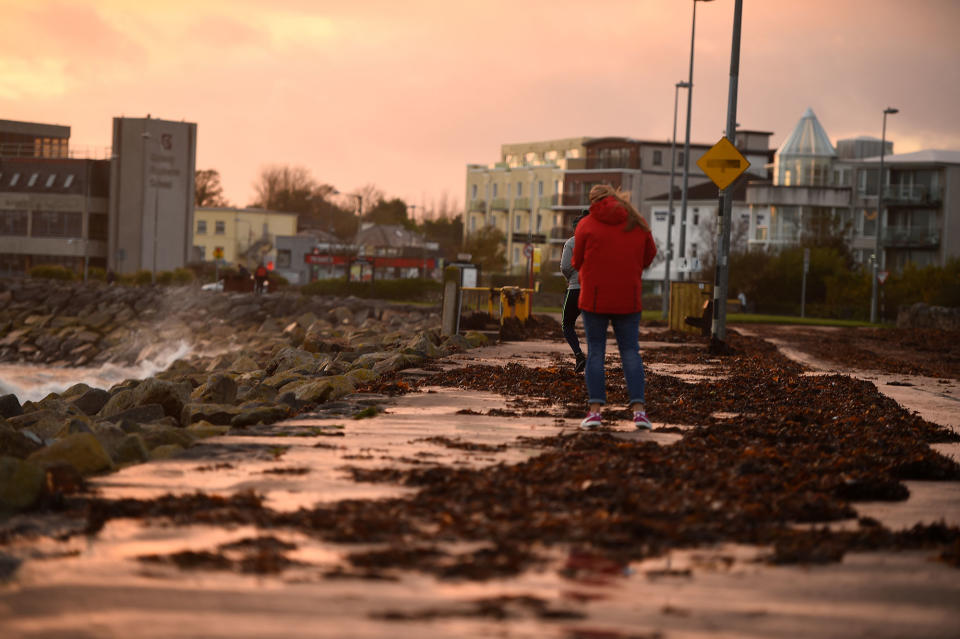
[
  {"xmin": 45, "ymin": 174, "xmax": 57, "ymax": 188},
  {"xmin": 31, "ymin": 211, "xmax": 82, "ymax": 238},
  {"xmin": 536, "ymin": 214, "xmax": 542, "ymax": 232},
  {"xmin": 514, "ymin": 246, "xmax": 521, "ymax": 264},
  {"xmin": 691, "ymin": 243, "xmax": 698, "ymax": 258},
  {"xmin": 470, "ymin": 216, "xmax": 477, "ymax": 232},
  {"xmin": 277, "ymin": 249, "xmax": 291, "ymax": 268},
  {"xmin": 493, "ymin": 184, "xmax": 498, "ymax": 198},
  {"xmin": 89, "ymin": 213, "xmax": 108, "ymax": 241},
  {"xmin": 197, "ymin": 220, "xmax": 207, "ymax": 234},
  {"xmin": 215, "ymin": 221, "xmax": 225, "ymax": 234},
  {"xmin": 538, "ymin": 181, "xmax": 543, "ymax": 196},
  {"xmin": 27, "ymin": 173, "xmax": 39, "ymax": 187},
  {"xmin": 516, "ymin": 215, "xmax": 521, "ymax": 231},
  {"xmin": 9, "ymin": 173, "xmax": 20, "ymax": 186},
  {"xmin": 0, "ymin": 211, "xmax": 28, "ymax": 236},
  {"xmin": 517, "ymin": 182, "xmax": 522, "ymax": 197},
  {"xmin": 554, "ymin": 180, "xmax": 559, "ymax": 194},
  {"xmin": 653, "ymin": 150, "xmax": 663, "ymax": 166},
  {"xmin": 677, "ymin": 152, "xmax": 685, "ymax": 167},
  {"xmin": 471, "ymin": 184, "xmax": 478, "ymax": 199},
  {"xmin": 63, "ymin": 174, "xmax": 74, "ymax": 188},
  {"xmin": 693, "ymin": 213, "xmax": 700, "ymax": 226}
]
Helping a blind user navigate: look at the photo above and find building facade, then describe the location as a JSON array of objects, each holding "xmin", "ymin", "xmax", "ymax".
[
  {"xmin": 193, "ymin": 206, "xmax": 298, "ymax": 267},
  {"xmin": 109, "ymin": 116, "xmax": 197, "ymax": 275}
]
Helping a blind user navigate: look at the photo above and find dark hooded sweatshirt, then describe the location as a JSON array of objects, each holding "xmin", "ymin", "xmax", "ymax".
[{"xmin": 572, "ymin": 195, "xmax": 657, "ymax": 314}]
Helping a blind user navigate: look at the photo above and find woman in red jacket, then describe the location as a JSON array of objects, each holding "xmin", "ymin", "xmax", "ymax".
[{"xmin": 572, "ymin": 185, "xmax": 657, "ymax": 430}]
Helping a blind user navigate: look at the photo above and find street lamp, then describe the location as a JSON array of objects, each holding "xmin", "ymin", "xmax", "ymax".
[
  {"xmin": 662, "ymin": 80, "xmax": 691, "ymax": 318},
  {"xmin": 870, "ymin": 107, "xmax": 898, "ymax": 324},
  {"xmin": 677, "ymin": 0, "xmax": 715, "ymax": 280},
  {"xmin": 141, "ymin": 131, "xmax": 161, "ymax": 284}
]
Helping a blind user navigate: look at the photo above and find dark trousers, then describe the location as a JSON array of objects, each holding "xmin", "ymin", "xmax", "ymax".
[{"xmin": 562, "ymin": 288, "xmax": 582, "ymax": 356}]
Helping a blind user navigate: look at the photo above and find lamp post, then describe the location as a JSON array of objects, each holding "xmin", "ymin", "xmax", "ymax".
[
  {"xmin": 870, "ymin": 107, "xmax": 898, "ymax": 324},
  {"xmin": 662, "ymin": 80, "xmax": 691, "ymax": 318},
  {"xmin": 677, "ymin": 0, "xmax": 714, "ymax": 281}
]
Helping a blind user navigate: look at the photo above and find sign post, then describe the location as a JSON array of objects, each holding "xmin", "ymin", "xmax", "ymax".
[
  {"xmin": 801, "ymin": 247, "xmax": 810, "ymax": 318},
  {"xmin": 703, "ymin": 0, "xmax": 745, "ymax": 346}
]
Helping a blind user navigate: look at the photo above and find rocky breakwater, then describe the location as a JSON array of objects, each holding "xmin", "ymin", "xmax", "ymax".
[{"xmin": 0, "ymin": 278, "xmax": 488, "ymax": 514}]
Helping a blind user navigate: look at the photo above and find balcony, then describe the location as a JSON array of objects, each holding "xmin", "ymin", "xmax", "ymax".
[
  {"xmin": 468, "ymin": 198, "xmax": 486, "ymax": 212},
  {"xmin": 549, "ymin": 226, "xmax": 574, "ymax": 240},
  {"xmin": 882, "ymin": 227, "xmax": 940, "ymax": 248},
  {"xmin": 514, "ymin": 197, "xmax": 532, "ymax": 211},
  {"xmin": 585, "ymin": 157, "xmax": 640, "ymax": 170},
  {"xmin": 490, "ymin": 198, "xmax": 509, "ymax": 211},
  {"xmin": 882, "ymin": 184, "xmax": 942, "ymax": 204}
]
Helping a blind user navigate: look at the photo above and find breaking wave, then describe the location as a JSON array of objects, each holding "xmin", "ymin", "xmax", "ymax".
[{"xmin": 0, "ymin": 340, "xmax": 192, "ymax": 403}]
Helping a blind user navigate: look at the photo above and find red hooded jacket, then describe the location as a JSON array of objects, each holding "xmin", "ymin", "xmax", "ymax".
[{"xmin": 572, "ymin": 196, "xmax": 657, "ymax": 314}]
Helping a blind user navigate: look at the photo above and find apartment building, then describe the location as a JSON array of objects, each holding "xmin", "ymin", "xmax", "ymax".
[
  {"xmin": 193, "ymin": 206, "xmax": 298, "ymax": 267},
  {"xmin": 746, "ymin": 108, "xmax": 960, "ymax": 273}
]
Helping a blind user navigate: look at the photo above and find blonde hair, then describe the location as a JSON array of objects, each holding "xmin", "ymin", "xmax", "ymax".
[{"xmin": 588, "ymin": 184, "xmax": 650, "ymax": 232}]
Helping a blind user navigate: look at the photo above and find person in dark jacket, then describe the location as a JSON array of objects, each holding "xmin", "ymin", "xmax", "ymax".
[
  {"xmin": 560, "ymin": 211, "xmax": 589, "ymax": 373},
  {"xmin": 572, "ymin": 184, "xmax": 657, "ymax": 430}
]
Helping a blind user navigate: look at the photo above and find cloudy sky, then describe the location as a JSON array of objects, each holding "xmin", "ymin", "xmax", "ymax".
[{"xmin": 2, "ymin": 0, "xmax": 958, "ymax": 215}]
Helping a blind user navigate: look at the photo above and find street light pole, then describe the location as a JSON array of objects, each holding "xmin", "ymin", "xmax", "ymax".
[
  {"xmin": 678, "ymin": 0, "xmax": 714, "ymax": 281},
  {"xmin": 870, "ymin": 107, "xmax": 898, "ymax": 324},
  {"xmin": 141, "ymin": 131, "xmax": 160, "ymax": 284},
  {"xmin": 662, "ymin": 80, "xmax": 690, "ymax": 319}
]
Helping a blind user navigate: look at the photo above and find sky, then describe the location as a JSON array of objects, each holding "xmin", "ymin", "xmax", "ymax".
[{"xmin": 2, "ymin": 0, "xmax": 959, "ymax": 217}]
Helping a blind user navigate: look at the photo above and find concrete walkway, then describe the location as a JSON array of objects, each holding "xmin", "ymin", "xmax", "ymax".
[{"xmin": 1, "ymin": 336, "xmax": 958, "ymax": 639}]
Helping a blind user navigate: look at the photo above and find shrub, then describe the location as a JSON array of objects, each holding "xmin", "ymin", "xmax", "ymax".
[
  {"xmin": 156, "ymin": 271, "xmax": 175, "ymax": 286},
  {"xmin": 88, "ymin": 267, "xmax": 107, "ymax": 281},
  {"xmin": 133, "ymin": 270, "xmax": 154, "ymax": 286},
  {"xmin": 172, "ymin": 267, "xmax": 195, "ymax": 285},
  {"xmin": 29, "ymin": 264, "xmax": 76, "ymax": 281}
]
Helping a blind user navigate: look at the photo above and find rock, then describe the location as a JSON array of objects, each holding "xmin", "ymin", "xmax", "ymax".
[
  {"xmin": 0, "ymin": 456, "xmax": 45, "ymax": 512},
  {"xmin": 27, "ymin": 433, "xmax": 113, "ymax": 476},
  {"xmin": 0, "ymin": 394, "xmax": 22, "ymax": 419},
  {"xmin": 403, "ymin": 333, "xmax": 442, "ymax": 358},
  {"xmin": 237, "ymin": 383, "xmax": 278, "ymax": 403},
  {"xmin": 442, "ymin": 334, "xmax": 473, "ymax": 352},
  {"xmin": 285, "ymin": 375, "xmax": 355, "ymax": 404},
  {"xmin": 373, "ymin": 353, "xmax": 423, "ymax": 376},
  {"xmin": 351, "ymin": 351, "xmax": 393, "ymax": 370},
  {"xmin": 69, "ymin": 388, "xmax": 111, "ymax": 416},
  {"xmin": 140, "ymin": 424, "xmax": 194, "ymax": 450},
  {"xmin": 191, "ymin": 374, "xmax": 238, "ymax": 405},
  {"xmin": 102, "ymin": 403, "xmax": 166, "ymax": 426},
  {"xmin": 268, "ymin": 347, "xmax": 321, "ymax": 374},
  {"xmin": 896, "ymin": 302, "xmax": 960, "ymax": 331},
  {"xmin": 330, "ymin": 306, "xmax": 354, "ymax": 325},
  {"xmin": 186, "ymin": 421, "xmax": 230, "ymax": 438},
  {"xmin": 150, "ymin": 444, "xmax": 184, "ymax": 460},
  {"xmin": 230, "ymin": 355, "xmax": 260, "ymax": 373},
  {"xmin": 100, "ymin": 378, "xmax": 189, "ymax": 420},
  {"xmin": 113, "ymin": 434, "xmax": 150, "ymax": 464},
  {"xmin": 230, "ymin": 402, "xmax": 292, "ymax": 428},
  {"xmin": 464, "ymin": 331, "xmax": 489, "ymax": 347},
  {"xmin": 345, "ymin": 368, "xmax": 379, "ymax": 385},
  {"xmin": 263, "ymin": 371, "xmax": 307, "ymax": 390},
  {"xmin": 0, "ymin": 421, "xmax": 43, "ymax": 459},
  {"xmin": 8, "ymin": 410, "xmax": 68, "ymax": 442},
  {"xmin": 180, "ymin": 402, "xmax": 242, "ymax": 426}
]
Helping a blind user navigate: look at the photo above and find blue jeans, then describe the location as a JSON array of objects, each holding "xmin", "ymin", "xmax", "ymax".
[{"xmin": 581, "ymin": 310, "xmax": 645, "ymax": 406}]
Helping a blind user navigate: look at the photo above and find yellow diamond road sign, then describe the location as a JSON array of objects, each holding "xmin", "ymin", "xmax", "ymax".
[{"xmin": 697, "ymin": 136, "xmax": 750, "ymax": 191}]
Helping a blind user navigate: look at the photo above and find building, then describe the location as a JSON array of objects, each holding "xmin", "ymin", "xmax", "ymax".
[
  {"xmin": 109, "ymin": 117, "xmax": 197, "ymax": 275},
  {"xmin": 465, "ymin": 132, "xmax": 771, "ymax": 275},
  {"xmin": 193, "ymin": 206, "xmax": 298, "ymax": 267},
  {"xmin": 0, "ymin": 119, "xmax": 111, "ymax": 277},
  {"xmin": 746, "ymin": 107, "xmax": 960, "ymax": 273}
]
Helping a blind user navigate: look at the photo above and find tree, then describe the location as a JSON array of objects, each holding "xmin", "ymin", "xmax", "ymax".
[
  {"xmin": 462, "ymin": 225, "xmax": 506, "ymax": 272},
  {"xmin": 364, "ymin": 198, "xmax": 412, "ymax": 227},
  {"xmin": 250, "ymin": 165, "xmax": 318, "ymax": 213},
  {"xmin": 419, "ymin": 214, "xmax": 464, "ymax": 261},
  {"xmin": 195, "ymin": 169, "xmax": 229, "ymax": 207}
]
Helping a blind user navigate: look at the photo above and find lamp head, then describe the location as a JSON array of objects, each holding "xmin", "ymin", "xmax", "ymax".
[
  {"xmin": 884, "ymin": 107, "xmax": 899, "ymax": 115},
  {"xmin": 677, "ymin": 81, "xmax": 691, "ymax": 88}
]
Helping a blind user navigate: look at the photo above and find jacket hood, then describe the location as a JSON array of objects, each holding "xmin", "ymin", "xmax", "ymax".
[{"xmin": 588, "ymin": 196, "xmax": 628, "ymax": 226}]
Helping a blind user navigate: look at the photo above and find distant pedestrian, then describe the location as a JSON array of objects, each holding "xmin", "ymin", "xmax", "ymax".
[
  {"xmin": 737, "ymin": 291, "xmax": 747, "ymax": 313},
  {"xmin": 572, "ymin": 185, "xmax": 657, "ymax": 431},
  {"xmin": 254, "ymin": 262, "xmax": 268, "ymax": 295},
  {"xmin": 560, "ymin": 211, "xmax": 588, "ymax": 373},
  {"xmin": 106, "ymin": 269, "xmax": 115, "ymax": 285}
]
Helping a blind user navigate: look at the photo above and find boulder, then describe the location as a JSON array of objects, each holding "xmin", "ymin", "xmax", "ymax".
[
  {"xmin": 351, "ymin": 351, "xmax": 393, "ymax": 370},
  {"xmin": 191, "ymin": 373, "xmax": 238, "ymax": 405},
  {"xmin": 345, "ymin": 367, "xmax": 379, "ymax": 385},
  {"xmin": 180, "ymin": 402, "xmax": 242, "ymax": 426},
  {"xmin": 230, "ymin": 355, "xmax": 260, "ymax": 373},
  {"xmin": 0, "ymin": 394, "xmax": 22, "ymax": 419},
  {"xmin": 27, "ymin": 433, "xmax": 113, "ymax": 476},
  {"xmin": 100, "ymin": 378, "xmax": 190, "ymax": 420},
  {"xmin": 69, "ymin": 388, "xmax": 111, "ymax": 416},
  {"xmin": 8, "ymin": 410, "xmax": 68, "ymax": 442},
  {"xmin": 150, "ymin": 444, "xmax": 185, "ymax": 460},
  {"xmin": 140, "ymin": 424, "xmax": 195, "ymax": 450},
  {"xmin": 0, "ymin": 456, "xmax": 45, "ymax": 512},
  {"xmin": 102, "ymin": 403, "xmax": 167, "ymax": 427},
  {"xmin": 0, "ymin": 421, "xmax": 43, "ymax": 459},
  {"xmin": 464, "ymin": 331, "xmax": 489, "ymax": 348},
  {"xmin": 285, "ymin": 375, "xmax": 355, "ymax": 404},
  {"xmin": 268, "ymin": 347, "xmax": 320, "ymax": 374},
  {"xmin": 230, "ymin": 402, "xmax": 292, "ymax": 428},
  {"xmin": 186, "ymin": 421, "xmax": 230, "ymax": 438}
]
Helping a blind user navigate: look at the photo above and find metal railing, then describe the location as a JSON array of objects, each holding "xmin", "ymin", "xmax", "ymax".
[
  {"xmin": 468, "ymin": 198, "xmax": 486, "ymax": 212},
  {"xmin": 882, "ymin": 227, "xmax": 940, "ymax": 248}
]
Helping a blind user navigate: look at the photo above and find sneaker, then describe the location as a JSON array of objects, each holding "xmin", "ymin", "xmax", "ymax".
[
  {"xmin": 574, "ymin": 352, "xmax": 586, "ymax": 373},
  {"xmin": 633, "ymin": 411, "xmax": 653, "ymax": 431},
  {"xmin": 580, "ymin": 411, "xmax": 603, "ymax": 430}
]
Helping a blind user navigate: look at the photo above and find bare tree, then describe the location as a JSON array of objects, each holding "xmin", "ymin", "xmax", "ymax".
[
  {"xmin": 250, "ymin": 165, "xmax": 317, "ymax": 212},
  {"xmin": 195, "ymin": 169, "xmax": 229, "ymax": 207}
]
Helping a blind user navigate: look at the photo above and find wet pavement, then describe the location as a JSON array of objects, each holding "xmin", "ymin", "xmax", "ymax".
[{"xmin": 1, "ymin": 332, "xmax": 959, "ymax": 638}]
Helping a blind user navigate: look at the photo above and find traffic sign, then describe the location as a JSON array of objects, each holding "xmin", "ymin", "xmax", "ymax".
[
  {"xmin": 878, "ymin": 270, "xmax": 889, "ymax": 285},
  {"xmin": 213, "ymin": 247, "xmax": 224, "ymax": 260},
  {"xmin": 697, "ymin": 137, "xmax": 750, "ymax": 190},
  {"xmin": 523, "ymin": 243, "xmax": 533, "ymax": 258}
]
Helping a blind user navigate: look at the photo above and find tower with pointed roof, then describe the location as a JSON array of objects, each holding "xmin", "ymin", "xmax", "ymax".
[{"xmin": 774, "ymin": 108, "xmax": 837, "ymax": 187}]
